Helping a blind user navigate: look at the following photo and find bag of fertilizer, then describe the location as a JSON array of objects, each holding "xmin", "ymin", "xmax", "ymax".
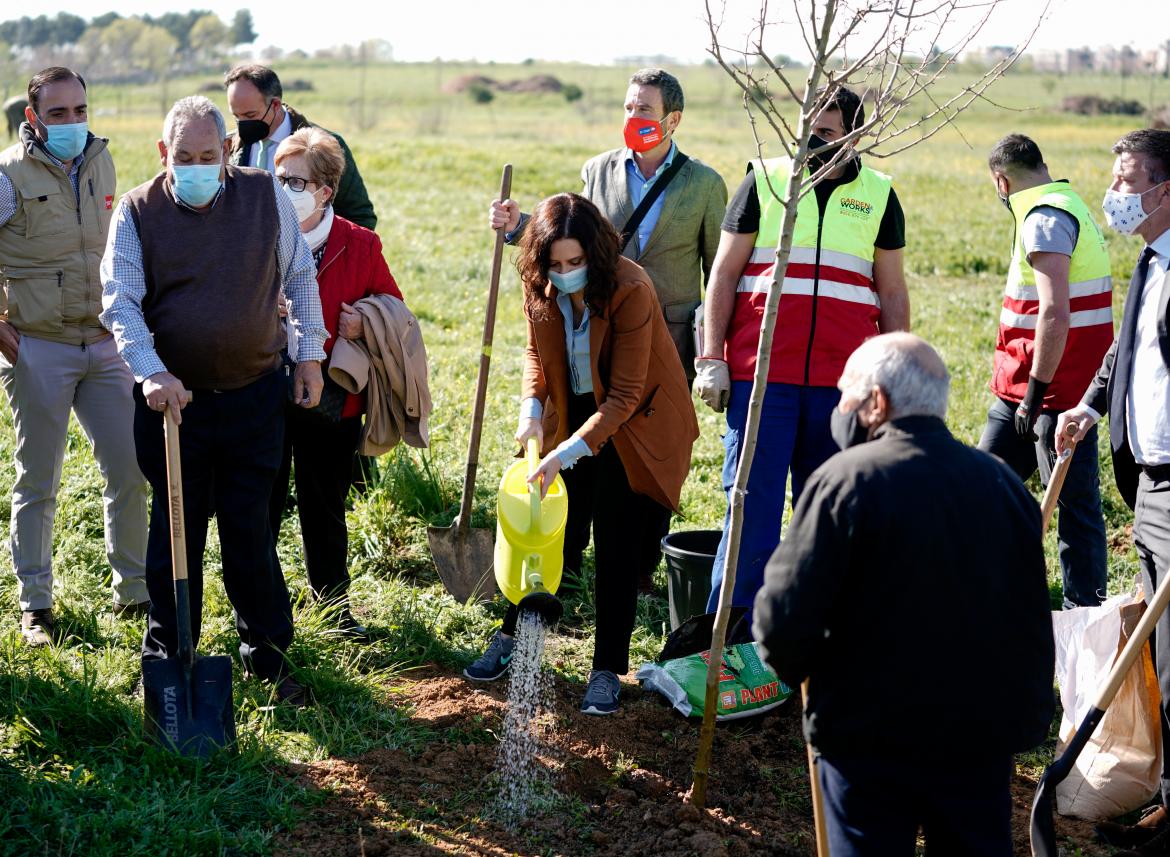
[{"xmin": 637, "ymin": 641, "xmax": 792, "ymax": 721}]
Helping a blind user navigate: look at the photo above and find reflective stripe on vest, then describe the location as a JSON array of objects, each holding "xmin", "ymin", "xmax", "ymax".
[
  {"xmin": 991, "ymin": 181, "xmax": 1114, "ymax": 411},
  {"xmin": 726, "ymin": 157, "xmax": 891, "ymax": 386}
]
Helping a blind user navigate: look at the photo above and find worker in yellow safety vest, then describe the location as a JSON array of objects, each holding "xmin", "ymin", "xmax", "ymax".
[
  {"xmin": 695, "ymin": 86, "xmax": 910, "ymax": 618},
  {"xmin": 978, "ymin": 133, "xmax": 1113, "ymax": 608}
]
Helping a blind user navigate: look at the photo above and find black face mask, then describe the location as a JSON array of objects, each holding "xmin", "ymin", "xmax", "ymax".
[
  {"xmin": 807, "ymin": 134, "xmax": 833, "ymax": 173},
  {"xmin": 830, "ymin": 398, "xmax": 872, "ymax": 451},
  {"xmin": 237, "ymin": 100, "xmax": 275, "ymax": 146}
]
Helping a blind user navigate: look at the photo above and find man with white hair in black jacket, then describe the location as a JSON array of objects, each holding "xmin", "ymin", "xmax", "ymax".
[{"xmin": 754, "ymin": 332, "xmax": 1055, "ymax": 857}]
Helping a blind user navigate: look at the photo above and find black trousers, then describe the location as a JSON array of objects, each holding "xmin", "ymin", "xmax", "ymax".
[
  {"xmin": 136, "ymin": 370, "xmax": 293, "ymax": 681},
  {"xmin": 503, "ymin": 393, "xmax": 666, "ymax": 674},
  {"xmin": 819, "ymin": 752, "xmax": 1013, "ymax": 856},
  {"xmin": 1134, "ymin": 468, "xmax": 1170, "ymax": 806},
  {"xmin": 269, "ymin": 407, "xmax": 363, "ymax": 601}
]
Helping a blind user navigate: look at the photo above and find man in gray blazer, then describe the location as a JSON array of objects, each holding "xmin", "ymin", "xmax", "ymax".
[{"xmin": 489, "ymin": 67, "xmax": 726, "ymax": 593}]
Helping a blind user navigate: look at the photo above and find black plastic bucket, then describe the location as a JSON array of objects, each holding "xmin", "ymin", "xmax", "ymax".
[{"xmin": 660, "ymin": 530, "xmax": 722, "ymax": 631}]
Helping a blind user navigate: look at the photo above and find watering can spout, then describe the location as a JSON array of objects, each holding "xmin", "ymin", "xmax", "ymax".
[{"xmin": 518, "ymin": 563, "xmax": 564, "ymax": 624}]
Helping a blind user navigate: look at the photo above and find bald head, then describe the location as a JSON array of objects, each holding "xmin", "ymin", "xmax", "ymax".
[{"xmin": 840, "ymin": 333, "xmax": 950, "ymax": 421}]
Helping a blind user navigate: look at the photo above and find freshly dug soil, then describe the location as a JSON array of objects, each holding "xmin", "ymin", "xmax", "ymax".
[{"xmin": 276, "ymin": 669, "xmax": 1109, "ymax": 856}]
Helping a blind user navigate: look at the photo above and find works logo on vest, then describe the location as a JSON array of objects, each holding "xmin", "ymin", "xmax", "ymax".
[{"xmin": 838, "ymin": 196, "xmax": 873, "ymax": 219}]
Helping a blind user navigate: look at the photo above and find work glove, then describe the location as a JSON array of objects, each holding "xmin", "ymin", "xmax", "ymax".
[
  {"xmin": 694, "ymin": 357, "xmax": 731, "ymax": 413},
  {"xmin": 1014, "ymin": 376, "xmax": 1050, "ymax": 442}
]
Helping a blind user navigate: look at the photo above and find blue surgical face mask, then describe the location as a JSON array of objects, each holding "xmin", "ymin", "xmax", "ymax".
[
  {"xmin": 36, "ymin": 115, "xmax": 88, "ymax": 161},
  {"xmin": 548, "ymin": 265, "xmax": 589, "ymax": 295},
  {"xmin": 172, "ymin": 163, "xmax": 223, "ymax": 207}
]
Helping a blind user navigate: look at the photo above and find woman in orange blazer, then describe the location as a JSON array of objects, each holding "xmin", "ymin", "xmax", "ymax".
[{"xmin": 463, "ymin": 193, "xmax": 699, "ymax": 715}]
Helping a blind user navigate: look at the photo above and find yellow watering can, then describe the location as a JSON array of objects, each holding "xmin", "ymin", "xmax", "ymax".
[{"xmin": 494, "ymin": 437, "xmax": 568, "ymax": 624}]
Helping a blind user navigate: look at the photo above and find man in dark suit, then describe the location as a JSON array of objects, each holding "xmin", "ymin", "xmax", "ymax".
[
  {"xmin": 1058, "ymin": 128, "xmax": 1170, "ymax": 856},
  {"xmin": 224, "ymin": 64, "xmax": 376, "ymax": 229}
]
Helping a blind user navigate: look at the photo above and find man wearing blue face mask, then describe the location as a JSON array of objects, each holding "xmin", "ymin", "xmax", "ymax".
[
  {"xmin": 0, "ymin": 66, "xmax": 149, "ymax": 646},
  {"xmin": 100, "ymin": 95, "xmax": 330, "ymax": 707}
]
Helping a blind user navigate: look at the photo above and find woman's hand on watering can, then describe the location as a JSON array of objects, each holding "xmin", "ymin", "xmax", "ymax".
[
  {"xmin": 527, "ymin": 453, "xmax": 562, "ymax": 500},
  {"xmin": 515, "ymin": 417, "xmax": 543, "ymax": 449}
]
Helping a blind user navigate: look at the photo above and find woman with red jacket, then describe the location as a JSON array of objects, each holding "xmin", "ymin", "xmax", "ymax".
[{"xmin": 269, "ymin": 127, "xmax": 402, "ymax": 638}]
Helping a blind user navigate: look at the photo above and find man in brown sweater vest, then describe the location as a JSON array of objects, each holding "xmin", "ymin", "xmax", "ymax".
[{"xmin": 100, "ymin": 95, "xmax": 329, "ymax": 707}]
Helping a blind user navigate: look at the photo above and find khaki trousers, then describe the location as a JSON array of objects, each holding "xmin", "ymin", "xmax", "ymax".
[{"xmin": 0, "ymin": 334, "xmax": 148, "ymax": 611}]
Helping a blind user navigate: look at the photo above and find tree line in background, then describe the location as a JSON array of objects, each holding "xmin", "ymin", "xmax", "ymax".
[{"xmin": 0, "ymin": 10, "xmax": 257, "ymax": 92}]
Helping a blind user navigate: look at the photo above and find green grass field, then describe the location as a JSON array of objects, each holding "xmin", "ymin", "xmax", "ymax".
[{"xmin": 2, "ymin": 59, "xmax": 1170, "ymax": 854}]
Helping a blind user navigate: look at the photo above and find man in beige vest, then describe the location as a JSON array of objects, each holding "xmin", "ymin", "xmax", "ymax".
[{"xmin": 0, "ymin": 67, "xmax": 148, "ymax": 646}]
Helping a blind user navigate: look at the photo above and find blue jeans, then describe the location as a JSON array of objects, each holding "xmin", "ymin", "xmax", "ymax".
[
  {"xmin": 978, "ymin": 397, "xmax": 1107, "ymax": 608},
  {"xmin": 819, "ymin": 752, "xmax": 1013, "ymax": 857},
  {"xmin": 706, "ymin": 382, "xmax": 842, "ymax": 616}
]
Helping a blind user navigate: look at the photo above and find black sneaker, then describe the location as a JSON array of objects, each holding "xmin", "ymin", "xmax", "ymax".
[
  {"xmin": 580, "ymin": 669, "xmax": 620, "ymax": 716},
  {"xmin": 463, "ymin": 631, "xmax": 514, "ymax": 682},
  {"xmin": 337, "ymin": 609, "xmax": 371, "ymax": 643},
  {"xmin": 246, "ymin": 670, "xmax": 312, "ymax": 708},
  {"xmin": 20, "ymin": 609, "xmax": 57, "ymax": 647}
]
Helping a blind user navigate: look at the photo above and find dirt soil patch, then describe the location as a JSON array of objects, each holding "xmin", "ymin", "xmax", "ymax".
[{"xmin": 276, "ymin": 669, "xmax": 1109, "ymax": 855}]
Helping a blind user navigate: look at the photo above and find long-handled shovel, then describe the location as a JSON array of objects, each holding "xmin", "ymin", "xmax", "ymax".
[
  {"xmin": 802, "ymin": 680, "xmax": 831, "ymax": 857},
  {"xmin": 428, "ymin": 164, "xmax": 512, "ymax": 603},
  {"xmin": 1029, "ymin": 432, "xmax": 1164, "ymax": 855},
  {"xmin": 142, "ymin": 403, "xmax": 235, "ymax": 757}
]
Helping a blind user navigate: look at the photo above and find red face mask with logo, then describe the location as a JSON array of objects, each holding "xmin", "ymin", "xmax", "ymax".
[{"xmin": 623, "ymin": 115, "xmax": 668, "ymax": 153}]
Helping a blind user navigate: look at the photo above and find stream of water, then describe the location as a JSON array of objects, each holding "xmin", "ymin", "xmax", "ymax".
[{"xmin": 493, "ymin": 608, "xmax": 557, "ymax": 825}]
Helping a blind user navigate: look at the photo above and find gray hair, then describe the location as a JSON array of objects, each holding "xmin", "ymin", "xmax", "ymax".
[
  {"xmin": 841, "ymin": 333, "xmax": 950, "ymax": 420},
  {"xmin": 162, "ymin": 96, "xmax": 227, "ymax": 149},
  {"xmin": 629, "ymin": 68, "xmax": 684, "ymax": 115}
]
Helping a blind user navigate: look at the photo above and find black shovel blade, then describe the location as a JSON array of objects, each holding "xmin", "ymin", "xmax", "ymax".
[
  {"xmin": 143, "ymin": 654, "xmax": 236, "ymax": 758},
  {"xmin": 1029, "ymin": 705, "xmax": 1105, "ymax": 856}
]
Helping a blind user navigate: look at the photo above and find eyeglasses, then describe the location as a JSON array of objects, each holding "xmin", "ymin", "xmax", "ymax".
[{"xmin": 276, "ymin": 174, "xmax": 314, "ymax": 192}]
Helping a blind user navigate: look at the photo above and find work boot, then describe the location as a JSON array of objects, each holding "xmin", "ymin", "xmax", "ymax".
[
  {"xmin": 463, "ymin": 631, "xmax": 514, "ymax": 682},
  {"xmin": 1100, "ymin": 805, "xmax": 1170, "ymax": 849},
  {"xmin": 580, "ymin": 669, "xmax": 620, "ymax": 716},
  {"xmin": 1098, "ymin": 804, "xmax": 1169, "ymax": 847},
  {"xmin": 113, "ymin": 600, "xmax": 151, "ymax": 620},
  {"xmin": 20, "ymin": 609, "xmax": 58, "ymax": 647}
]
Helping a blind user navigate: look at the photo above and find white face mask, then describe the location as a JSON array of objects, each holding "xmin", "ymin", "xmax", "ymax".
[
  {"xmin": 283, "ymin": 183, "xmax": 322, "ymax": 223},
  {"xmin": 1102, "ymin": 183, "xmax": 1166, "ymax": 235}
]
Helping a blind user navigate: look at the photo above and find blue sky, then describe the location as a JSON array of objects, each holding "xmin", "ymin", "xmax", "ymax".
[{"xmin": 29, "ymin": 0, "xmax": 1170, "ymax": 64}]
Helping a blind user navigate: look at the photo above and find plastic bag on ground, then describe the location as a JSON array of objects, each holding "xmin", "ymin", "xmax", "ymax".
[
  {"xmin": 637, "ymin": 641, "xmax": 793, "ymax": 721},
  {"xmin": 1054, "ymin": 591, "xmax": 1162, "ymax": 820}
]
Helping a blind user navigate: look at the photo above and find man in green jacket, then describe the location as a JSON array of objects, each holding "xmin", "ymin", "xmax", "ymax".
[
  {"xmin": 0, "ymin": 67, "xmax": 149, "ymax": 645},
  {"xmin": 225, "ymin": 64, "xmax": 377, "ymax": 230}
]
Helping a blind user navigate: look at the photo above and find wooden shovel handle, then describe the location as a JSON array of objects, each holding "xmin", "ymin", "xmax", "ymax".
[
  {"xmin": 456, "ymin": 164, "xmax": 513, "ymax": 531},
  {"xmin": 802, "ymin": 681, "xmax": 831, "ymax": 857},
  {"xmin": 1040, "ymin": 425, "xmax": 1079, "ymax": 533},
  {"xmin": 163, "ymin": 405, "xmax": 188, "ymax": 583}
]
